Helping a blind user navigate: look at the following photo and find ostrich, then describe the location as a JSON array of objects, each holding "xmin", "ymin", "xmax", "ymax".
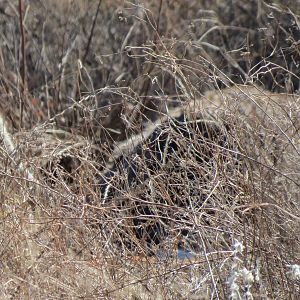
[{"xmin": 89, "ymin": 85, "xmax": 299, "ymax": 256}]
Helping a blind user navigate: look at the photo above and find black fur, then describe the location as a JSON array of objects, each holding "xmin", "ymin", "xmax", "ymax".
[{"xmin": 92, "ymin": 112, "xmax": 234, "ymax": 254}]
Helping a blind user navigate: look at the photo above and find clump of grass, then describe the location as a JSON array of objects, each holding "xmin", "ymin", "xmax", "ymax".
[{"xmin": 0, "ymin": 1, "xmax": 299, "ymax": 298}]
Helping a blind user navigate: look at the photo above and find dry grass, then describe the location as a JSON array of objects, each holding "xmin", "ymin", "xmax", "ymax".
[{"xmin": 0, "ymin": 1, "xmax": 300, "ymax": 299}]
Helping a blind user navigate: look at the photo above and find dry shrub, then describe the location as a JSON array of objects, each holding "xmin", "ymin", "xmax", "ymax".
[{"xmin": 0, "ymin": 0, "xmax": 300, "ymax": 299}]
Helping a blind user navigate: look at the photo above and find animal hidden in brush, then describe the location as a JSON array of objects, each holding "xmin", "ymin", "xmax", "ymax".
[{"xmin": 89, "ymin": 85, "xmax": 300, "ymax": 255}]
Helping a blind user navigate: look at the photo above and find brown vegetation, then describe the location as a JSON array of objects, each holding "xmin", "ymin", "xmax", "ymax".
[{"xmin": 0, "ymin": 1, "xmax": 299, "ymax": 299}]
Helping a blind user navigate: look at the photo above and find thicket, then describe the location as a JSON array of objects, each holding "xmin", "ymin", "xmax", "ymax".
[{"xmin": 0, "ymin": 1, "xmax": 299, "ymax": 298}]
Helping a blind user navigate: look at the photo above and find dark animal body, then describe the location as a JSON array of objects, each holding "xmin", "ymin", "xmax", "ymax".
[
  {"xmin": 89, "ymin": 85, "xmax": 300, "ymax": 255},
  {"xmin": 92, "ymin": 109, "xmax": 236, "ymax": 254}
]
